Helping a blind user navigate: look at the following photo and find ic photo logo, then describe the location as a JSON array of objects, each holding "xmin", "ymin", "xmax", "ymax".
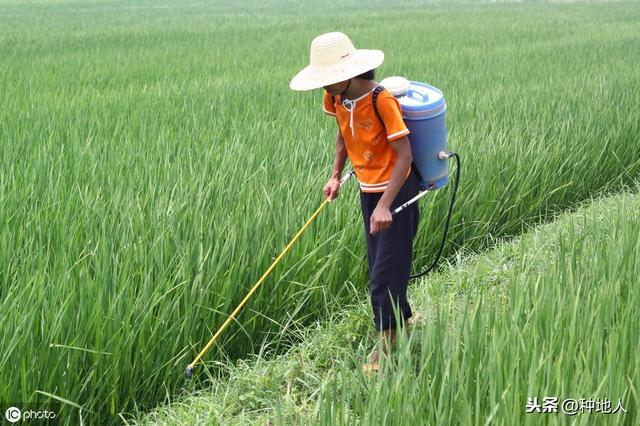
[
  {"xmin": 5, "ymin": 407, "xmax": 21, "ymax": 423},
  {"xmin": 4, "ymin": 405, "xmax": 57, "ymax": 423}
]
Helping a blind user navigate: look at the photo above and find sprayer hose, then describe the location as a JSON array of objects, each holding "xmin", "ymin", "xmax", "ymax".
[{"xmin": 410, "ymin": 152, "xmax": 460, "ymax": 280}]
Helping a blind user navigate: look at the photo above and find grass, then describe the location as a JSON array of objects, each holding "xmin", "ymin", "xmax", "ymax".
[
  {"xmin": 136, "ymin": 187, "xmax": 640, "ymax": 425},
  {"xmin": 0, "ymin": 0, "xmax": 639, "ymax": 423}
]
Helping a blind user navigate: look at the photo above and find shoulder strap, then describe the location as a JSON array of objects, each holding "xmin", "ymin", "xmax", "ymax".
[
  {"xmin": 372, "ymin": 85, "xmax": 420, "ymax": 180},
  {"xmin": 371, "ymin": 85, "xmax": 385, "ymax": 125},
  {"xmin": 330, "ymin": 95, "xmax": 338, "ymax": 128}
]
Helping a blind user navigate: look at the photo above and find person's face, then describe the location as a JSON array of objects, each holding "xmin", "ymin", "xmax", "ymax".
[{"xmin": 323, "ymin": 79, "xmax": 350, "ymax": 96}]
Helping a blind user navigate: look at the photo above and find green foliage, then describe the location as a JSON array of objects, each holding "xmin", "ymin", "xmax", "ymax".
[
  {"xmin": 1, "ymin": 0, "xmax": 639, "ymax": 423},
  {"xmin": 139, "ymin": 189, "xmax": 640, "ymax": 425}
]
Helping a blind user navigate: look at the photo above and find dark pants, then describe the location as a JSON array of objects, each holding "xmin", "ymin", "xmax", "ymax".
[{"xmin": 360, "ymin": 173, "xmax": 420, "ymax": 331}]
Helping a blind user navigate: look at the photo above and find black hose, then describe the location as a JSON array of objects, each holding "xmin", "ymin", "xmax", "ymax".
[{"xmin": 410, "ymin": 152, "xmax": 461, "ymax": 280}]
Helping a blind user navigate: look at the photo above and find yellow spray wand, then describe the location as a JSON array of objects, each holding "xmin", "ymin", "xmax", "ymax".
[{"xmin": 184, "ymin": 171, "xmax": 354, "ymax": 383}]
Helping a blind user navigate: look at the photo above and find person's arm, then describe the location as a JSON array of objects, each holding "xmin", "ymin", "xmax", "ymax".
[
  {"xmin": 369, "ymin": 135, "xmax": 412, "ymax": 235},
  {"xmin": 323, "ymin": 130, "xmax": 348, "ymax": 202}
]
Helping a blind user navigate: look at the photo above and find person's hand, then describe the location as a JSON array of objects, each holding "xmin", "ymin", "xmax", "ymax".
[
  {"xmin": 323, "ymin": 177, "xmax": 341, "ymax": 202},
  {"xmin": 370, "ymin": 204, "xmax": 392, "ymax": 236}
]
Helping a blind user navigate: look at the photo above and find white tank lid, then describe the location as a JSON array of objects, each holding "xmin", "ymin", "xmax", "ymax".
[{"xmin": 380, "ymin": 76, "xmax": 410, "ymax": 97}]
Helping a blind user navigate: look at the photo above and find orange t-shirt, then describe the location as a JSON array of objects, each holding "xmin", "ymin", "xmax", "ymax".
[{"xmin": 323, "ymin": 88, "xmax": 411, "ymax": 193}]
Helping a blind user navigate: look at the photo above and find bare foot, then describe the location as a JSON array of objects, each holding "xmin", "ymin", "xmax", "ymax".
[{"xmin": 362, "ymin": 350, "xmax": 380, "ymax": 373}]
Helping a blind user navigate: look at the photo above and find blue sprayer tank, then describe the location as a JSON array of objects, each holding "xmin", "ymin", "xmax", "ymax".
[{"xmin": 380, "ymin": 77, "xmax": 448, "ymax": 191}]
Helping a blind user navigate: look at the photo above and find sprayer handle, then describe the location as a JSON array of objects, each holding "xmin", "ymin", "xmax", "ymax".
[
  {"xmin": 339, "ymin": 170, "xmax": 355, "ymax": 186},
  {"xmin": 406, "ymin": 89, "xmax": 428, "ymax": 103}
]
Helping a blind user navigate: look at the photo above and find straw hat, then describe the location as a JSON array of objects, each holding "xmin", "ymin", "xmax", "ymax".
[{"xmin": 290, "ymin": 32, "xmax": 384, "ymax": 91}]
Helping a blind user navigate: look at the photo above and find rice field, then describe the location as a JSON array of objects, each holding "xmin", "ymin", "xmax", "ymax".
[
  {"xmin": 139, "ymin": 186, "xmax": 640, "ymax": 425},
  {"xmin": 312, "ymin": 190, "xmax": 640, "ymax": 426},
  {"xmin": 1, "ymin": 0, "xmax": 639, "ymax": 423}
]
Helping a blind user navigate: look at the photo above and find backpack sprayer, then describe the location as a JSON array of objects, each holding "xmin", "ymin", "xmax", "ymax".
[
  {"xmin": 381, "ymin": 76, "xmax": 461, "ymax": 279},
  {"xmin": 182, "ymin": 77, "xmax": 460, "ymax": 386}
]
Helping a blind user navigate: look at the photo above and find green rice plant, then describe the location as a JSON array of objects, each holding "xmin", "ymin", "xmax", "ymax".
[
  {"xmin": 0, "ymin": 0, "xmax": 639, "ymax": 423},
  {"xmin": 135, "ymin": 187, "xmax": 640, "ymax": 426},
  {"xmin": 313, "ymin": 192, "xmax": 640, "ymax": 426}
]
